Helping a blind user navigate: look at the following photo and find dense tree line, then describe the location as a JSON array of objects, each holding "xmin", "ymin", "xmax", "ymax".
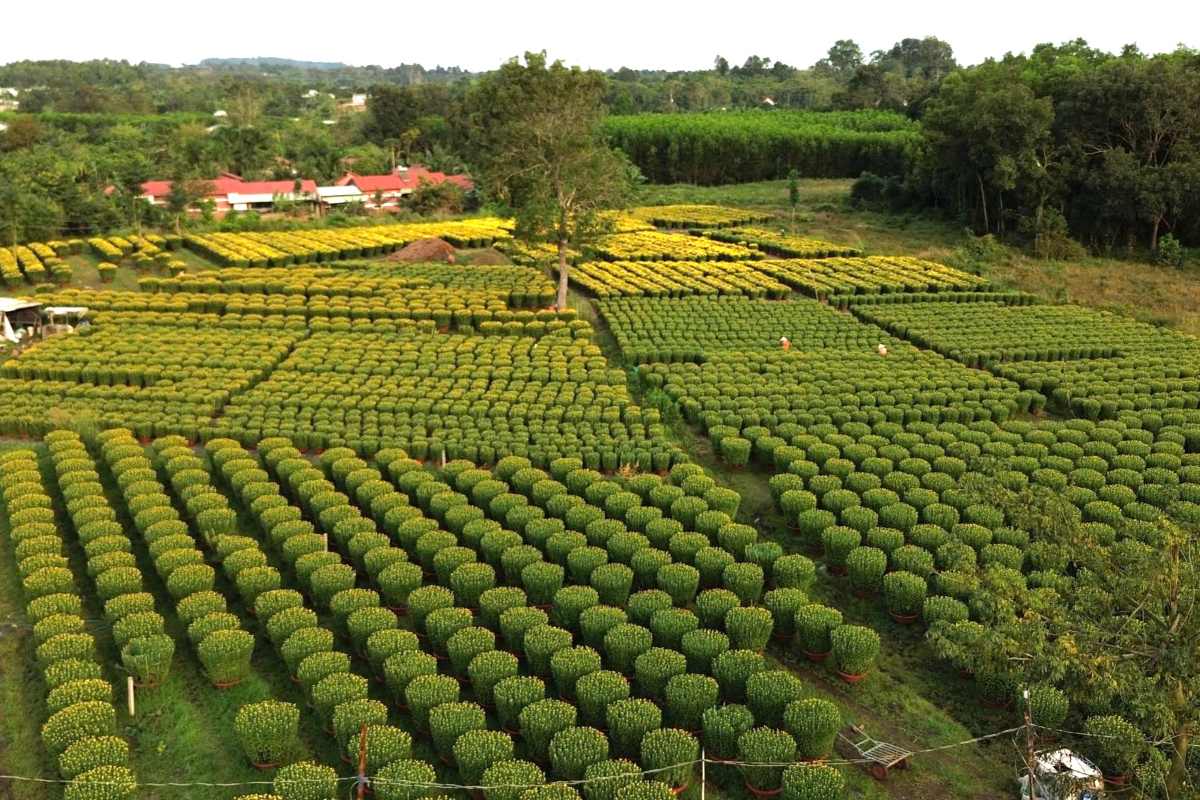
[{"xmin": 889, "ymin": 42, "xmax": 1200, "ymax": 253}]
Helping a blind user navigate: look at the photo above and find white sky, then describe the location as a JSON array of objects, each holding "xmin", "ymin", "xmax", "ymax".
[{"xmin": 6, "ymin": 0, "xmax": 1198, "ymax": 72}]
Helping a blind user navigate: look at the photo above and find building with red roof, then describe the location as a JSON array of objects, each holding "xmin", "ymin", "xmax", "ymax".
[
  {"xmin": 334, "ymin": 165, "xmax": 473, "ymax": 209},
  {"xmin": 133, "ymin": 173, "xmax": 317, "ymax": 213}
]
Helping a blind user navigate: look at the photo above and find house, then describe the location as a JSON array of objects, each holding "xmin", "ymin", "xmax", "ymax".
[
  {"xmin": 0, "ymin": 88, "xmax": 17, "ymax": 112},
  {"xmin": 333, "ymin": 165, "xmax": 473, "ymax": 209},
  {"xmin": 316, "ymin": 184, "xmax": 366, "ymax": 209},
  {"xmin": 127, "ymin": 173, "xmax": 317, "ymax": 214}
]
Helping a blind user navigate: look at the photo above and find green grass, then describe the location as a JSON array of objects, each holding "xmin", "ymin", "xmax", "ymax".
[{"xmin": 633, "ymin": 179, "xmax": 853, "ymax": 209}]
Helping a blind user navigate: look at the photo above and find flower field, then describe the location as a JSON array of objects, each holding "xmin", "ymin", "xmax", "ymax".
[
  {"xmin": 627, "ymin": 205, "xmax": 774, "ymax": 229},
  {"xmin": 184, "ymin": 219, "xmax": 512, "ymax": 266},
  {"xmin": 1, "ymin": 205, "xmax": 1197, "ymax": 799},
  {"xmin": 588, "ymin": 231, "xmax": 762, "ymax": 262},
  {"xmin": 572, "ymin": 262, "xmax": 789, "ymax": 299},
  {"xmin": 701, "ymin": 228, "xmax": 862, "ymax": 259}
]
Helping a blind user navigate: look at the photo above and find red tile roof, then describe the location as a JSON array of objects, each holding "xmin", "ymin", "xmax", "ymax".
[
  {"xmin": 336, "ymin": 165, "xmax": 474, "ymax": 194},
  {"xmin": 138, "ymin": 174, "xmax": 316, "ymax": 199}
]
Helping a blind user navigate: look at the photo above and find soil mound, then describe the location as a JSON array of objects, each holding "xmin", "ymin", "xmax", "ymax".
[{"xmin": 389, "ymin": 238, "xmax": 456, "ymax": 263}]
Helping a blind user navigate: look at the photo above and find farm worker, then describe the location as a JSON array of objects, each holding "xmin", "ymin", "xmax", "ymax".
[
  {"xmin": 780, "ymin": 336, "xmax": 791, "ymax": 352},
  {"xmin": 877, "ymin": 343, "xmax": 889, "ymax": 356}
]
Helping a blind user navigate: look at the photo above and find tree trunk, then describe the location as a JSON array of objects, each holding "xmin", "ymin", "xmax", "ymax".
[
  {"xmin": 556, "ymin": 239, "xmax": 570, "ymax": 310},
  {"xmin": 1151, "ymin": 215, "xmax": 1162, "ymax": 251},
  {"xmin": 976, "ymin": 173, "xmax": 990, "ymax": 234},
  {"xmin": 1164, "ymin": 679, "xmax": 1191, "ymax": 796}
]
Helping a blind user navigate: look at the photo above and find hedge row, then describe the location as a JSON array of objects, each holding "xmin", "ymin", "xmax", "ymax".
[{"xmin": 0, "ymin": 445, "xmax": 136, "ymax": 800}]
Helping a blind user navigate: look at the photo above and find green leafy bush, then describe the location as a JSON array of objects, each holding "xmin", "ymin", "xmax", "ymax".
[
  {"xmin": 346, "ymin": 725, "xmax": 413, "ymax": 774},
  {"xmin": 725, "ymin": 606, "xmax": 774, "ymax": 651},
  {"xmin": 606, "ymin": 697, "xmax": 662, "ymax": 758},
  {"xmin": 603, "ymin": 624, "xmax": 653, "ymax": 674},
  {"xmin": 58, "ymin": 736, "xmax": 129, "ymax": 781},
  {"xmin": 575, "ymin": 670, "xmax": 631, "ymax": 728},
  {"xmin": 737, "ymin": 727, "xmax": 796, "ymax": 792},
  {"xmin": 482, "ymin": 760, "xmax": 545, "ymax": 800},
  {"xmin": 782, "ymin": 699, "xmax": 840, "ymax": 760},
  {"xmin": 196, "ymin": 629, "xmax": 254, "ymax": 686},
  {"xmin": 63, "ymin": 765, "xmax": 137, "ymax": 800},
  {"xmin": 454, "ymin": 729, "xmax": 515, "ymax": 786},
  {"xmin": 641, "ymin": 728, "xmax": 698, "ymax": 788},
  {"xmin": 702, "ymin": 704, "xmax": 755, "ymax": 760},
  {"xmin": 780, "ymin": 764, "xmax": 845, "ymax": 800},
  {"xmin": 581, "ymin": 759, "xmax": 641, "ymax": 800},
  {"xmin": 494, "ymin": 676, "xmax": 546, "ymax": 732},
  {"xmin": 794, "ymin": 604, "xmax": 841, "ymax": 656},
  {"xmin": 234, "ymin": 700, "xmax": 299, "ymax": 765},
  {"xmin": 519, "ymin": 698, "xmax": 577, "ymax": 763},
  {"xmin": 634, "ymin": 647, "xmax": 687, "ymax": 701},
  {"xmin": 374, "ymin": 759, "xmax": 437, "ymax": 800},
  {"xmin": 1083, "ymin": 715, "xmax": 1143, "ymax": 778},
  {"xmin": 664, "ymin": 673, "xmax": 719, "ymax": 730},
  {"xmin": 42, "ymin": 702, "xmax": 116, "ymax": 755},
  {"xmin": 830, "ymin": 625, "xmax": 879, "ymax": 678},
  {"xmin": 404, "ymin": 674, "xmax": 461, "ymax": 732},
  {"xmin": 882, "ymin": 571, "xmax": 927, "ymax": 618},
  {"xmin": 549, "ymin": 726, "xmax": 609, "ymax": 780},
  {"xmin": 712, "ymin": 649, "xmax": 767, "ymax": 703},
  {"xmin": 550, "ymin": 646, "xmax": 603, "ymax": 699},
  {"xmin": 429, "ymin": 701, "xmax": 487, "ymax": 761}
]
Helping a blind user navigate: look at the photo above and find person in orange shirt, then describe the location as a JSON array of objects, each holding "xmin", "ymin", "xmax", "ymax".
[{"xmin": 780, "ymin": 336, "xmax": 791, "ymax": 352}]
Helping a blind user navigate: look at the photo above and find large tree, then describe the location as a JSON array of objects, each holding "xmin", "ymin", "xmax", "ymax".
[{"xmin": 467, "ymin": 52, "xmax": 635, "ymax": 309}]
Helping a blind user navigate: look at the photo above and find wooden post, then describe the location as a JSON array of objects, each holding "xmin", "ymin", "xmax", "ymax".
[
  {"xmin": 357, "ymin": 724, "xmax": 369, "ymax": 800},
  {"xmin": 700, "ymin": 748, "xmax": 706, "ymax": 800},
  {"xmin": 322, "ymin": 533, "xmax": 328, "ymax": 552},
  {"xmin": 127, "ymin": 676, "xmax": 136, "ymax": 717}
]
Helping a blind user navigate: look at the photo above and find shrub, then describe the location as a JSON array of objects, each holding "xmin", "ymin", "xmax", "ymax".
[
  {"xmin": 720, "ymin": 437, "xmax": 752, "ymax": 466},
  {"xmin": 63, "ymin": 765, "xmax": 137, "ymax": 800},
  {"xmin": 446, "ymin": 627, "xmax": 497, "ymax": 677},
  {"xmin": 762, "ymin": 589, "xmax": 806, "ymax": 639},
  {"xmin": 46, "ymin": 679, "xmax": 112, "ymax": 715},
  {"xmin": 404, "ymin": 674, "xmax": 461, "ymax": 732},
  {"xmin": 373, "ymin": 759, "xmax": 437, "ymax": 800},
  {"xmin": 582, "ymin": 760, "xmax": 641, "ymax": 800},
  {"xmin": 702, "ymin": 703, "xmax": 755, "ymax": 760},
  {"xmin": 549, "ymin": 726, "xmax": 609, "ymax": 781},
  {"xmin": 346, "ymin": 724, "xmax": 413, "ymax": 774},
  {"xmin": 693, "ymin": 589, "xmax": 737, "ymax": 630},
  {"xmin": 679, "ymin": 628, "xmax": 730, "ymax": 675},
  {"xmin": 479, "ymin": 587, "xmax": 529, "ymax": 631},
  {"xmin": 694, "ymin": 547, "xmax": 736, "ymax": 589},
  {"xmin": 120, "ymin": 633, "xmax": 174, "ymax": 686},
  {"xmin": 407, "ymin": 586, "xmax": 455, "ymax": 633},
  {"xmin": 747, "ymin": 670, "xmax": 806, "ymax": 729},
  {"xmin": 58, "ymin": 736, "xmax": 129, "ymax": 781},
  {"xmin": 1026, "ymin": 684, "xmax": 1068, "ymax": 729},
  {"xmin": 882, "ymin": 571, "xmax": 927, "ymax": 618},
  {"xmin": 922, "ymin": 595, "xmax": 969, "ymax": 627},
  {"xmin": 648, "ymin": 608, "xmax": 699, "ymax": 650},
  {"xmin": 606, "ymin": 698, "xmax": 661, "ymax": 759},
  {"xmin": 603, "ymin": 624, "xmax": 653, "ymax": 675},
  {"xmin": 1083, "ymin": 715, "xmax": 1143, "ymax": 778},
  {"xmin": 550, "ymin": 646, "xmax": 603, "ymax": 699},
  {"xmin": 738, "ymin": 727, "xmax": 796, "ymax": 792},
  {"xmin": 519, "ymin": 698, "xmax": 577, "ymax": 764},
  {"xmin": 845, "ymin": 547, "xmax": 886, "ymax": 596},
  {"xmin": 500, "ymin": 607, "xmax": 550, "ymax": 653},
  {"xmin": 575, "ymin": 670, "xmax": 631, "ymax": 728},
  {"xmin": 641, "ymin": 728, "xmax": 698, "ymax": 788},
  {"xmin": 235, "ymin": 700, "xmax": 300, "ymax": 765},
  {"xmin": 782, "ymin": 699, "xmax": 840, "ymax": 760},
  {"xmin": 591, "ymin": 563, "xmax": 635, "ymax": 607},
  {"xmin": 427, "ymin": 607, "xmax": 475, "ymax": 655},
  {"xmin": 454, "ymin": 729, "xmax": 515, "ymax": 786},
  {"xmin": 523, "ymin": 562, "xmax": 566, "ymax": 606},
  {"xmin": 623, "ymin": 591, "xmax": 672, "ymax": 629},
  {"xmin": 42, "ymin": 702, "xmax": 116, "ymax": 755},
  {"xmin": 580, "ymin": 606, "xmax": 628, "ymax": 650},
  {"xmin": 664, "ymin": 673, "xmax": 719, "ymax": 731},
  {"xmin": 451, "ymin": 563, "xmax": 497, "ymax": 608},
  {"xmin": 553, "ymin": 586, "xmax": 601, "ymax": 632},
  {"xmin": 634, "ymin": 647, "xmax": 687, "ymax": 701},
  {"xmin": 525, "ymin": 625, "xmax": 575, "ymax": 678},
  {"xmin": 494, "ymin": 676, "xmax": 547, "ymax": 733},
  {"xmin": 722, "ymin": 563, "xmax": 767, "ymax": 607},
  {"xmin": 482, "ymin": 760, "xmax": 545, "ymax": 800},
  {"xmin": 780, "ymin": 764, "xmax": 845, "ymax": 800},
  {"xmin": 794, "ymin": 604, "xmax": 841, "ymax": 656},
  {"xmin": 656, "ymin": 563, "xmax": 700, "ymax": 606},
  {"xmin": 469, "ymin": 650, "xmax": 520, "ymax": 707},
  {"xmin": 712, "ymin": 649, "xmax": 767, "ymax": 703},
  {"xmin": 830, "ymin": 625, "xmax": 879, "ymax": 678},
  {"xmin": 725, "ymin": 606, "xmax": 774, "ymax": 651},
  {"xmin": 197, "ymin": 629, "xmax": 254, "ymax": 686},
  {"xmin": 348, "ymin": 607, "xmax": 399, "ymax": 652},
  {"xmin": 429, "ymin": 701, "xmax": 487, "ymax": 761}
]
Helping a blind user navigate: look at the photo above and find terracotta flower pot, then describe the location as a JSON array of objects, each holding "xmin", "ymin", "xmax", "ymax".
[
  {"xmin": 212, "ymin": 678, "xmax": 243, "ymax": 689},
  {"xmin": 253, "ymin": 761, "xmax": 279, "ymax": 771},
  {"xmin": 837, "ymin": 670, "xmax": 867, "ymax": 684},
  {"xmin": 889, "ymin": 611, "xmax": 919, "ymax": 624},
  {"xmin": 744, "ymin": 782, "xmax": 782, "ymax": 798},
  {"xmin": 802, "ymin": 649, "xmax": 830, "ymax": 663}
]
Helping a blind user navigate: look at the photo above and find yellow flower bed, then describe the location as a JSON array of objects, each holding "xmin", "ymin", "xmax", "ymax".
[
  {"xmin": 590, "ymin": 231, "xmax": 760, "ymax": 262},
  {"xmin": 572, "ymin": 260, "xmax": 789, "ymax": 299},
  {"xmin": 703, "ymin": 227, "xmax": 861, "ymax": 258},
  {"xmin": 751, "ymin": 256, "xmax": 988, "ymax": 299},
  {"xmin": 185, "ymin": 218, "xmax": 512, "ymax": 267},
  {"xmin": 629, "ymin": 205, "xmax": 773, "ymax": 228}
]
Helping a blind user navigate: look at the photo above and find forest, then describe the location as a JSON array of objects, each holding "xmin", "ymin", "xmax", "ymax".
[{"xmin": 1, "ymin": 38, "xmax": 1198, "ymax": 255}]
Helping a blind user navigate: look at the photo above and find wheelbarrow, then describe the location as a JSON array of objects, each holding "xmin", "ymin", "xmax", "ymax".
[{"xmin": 838, "ymin": 724, "xmax": 913, "ymax": 781}]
